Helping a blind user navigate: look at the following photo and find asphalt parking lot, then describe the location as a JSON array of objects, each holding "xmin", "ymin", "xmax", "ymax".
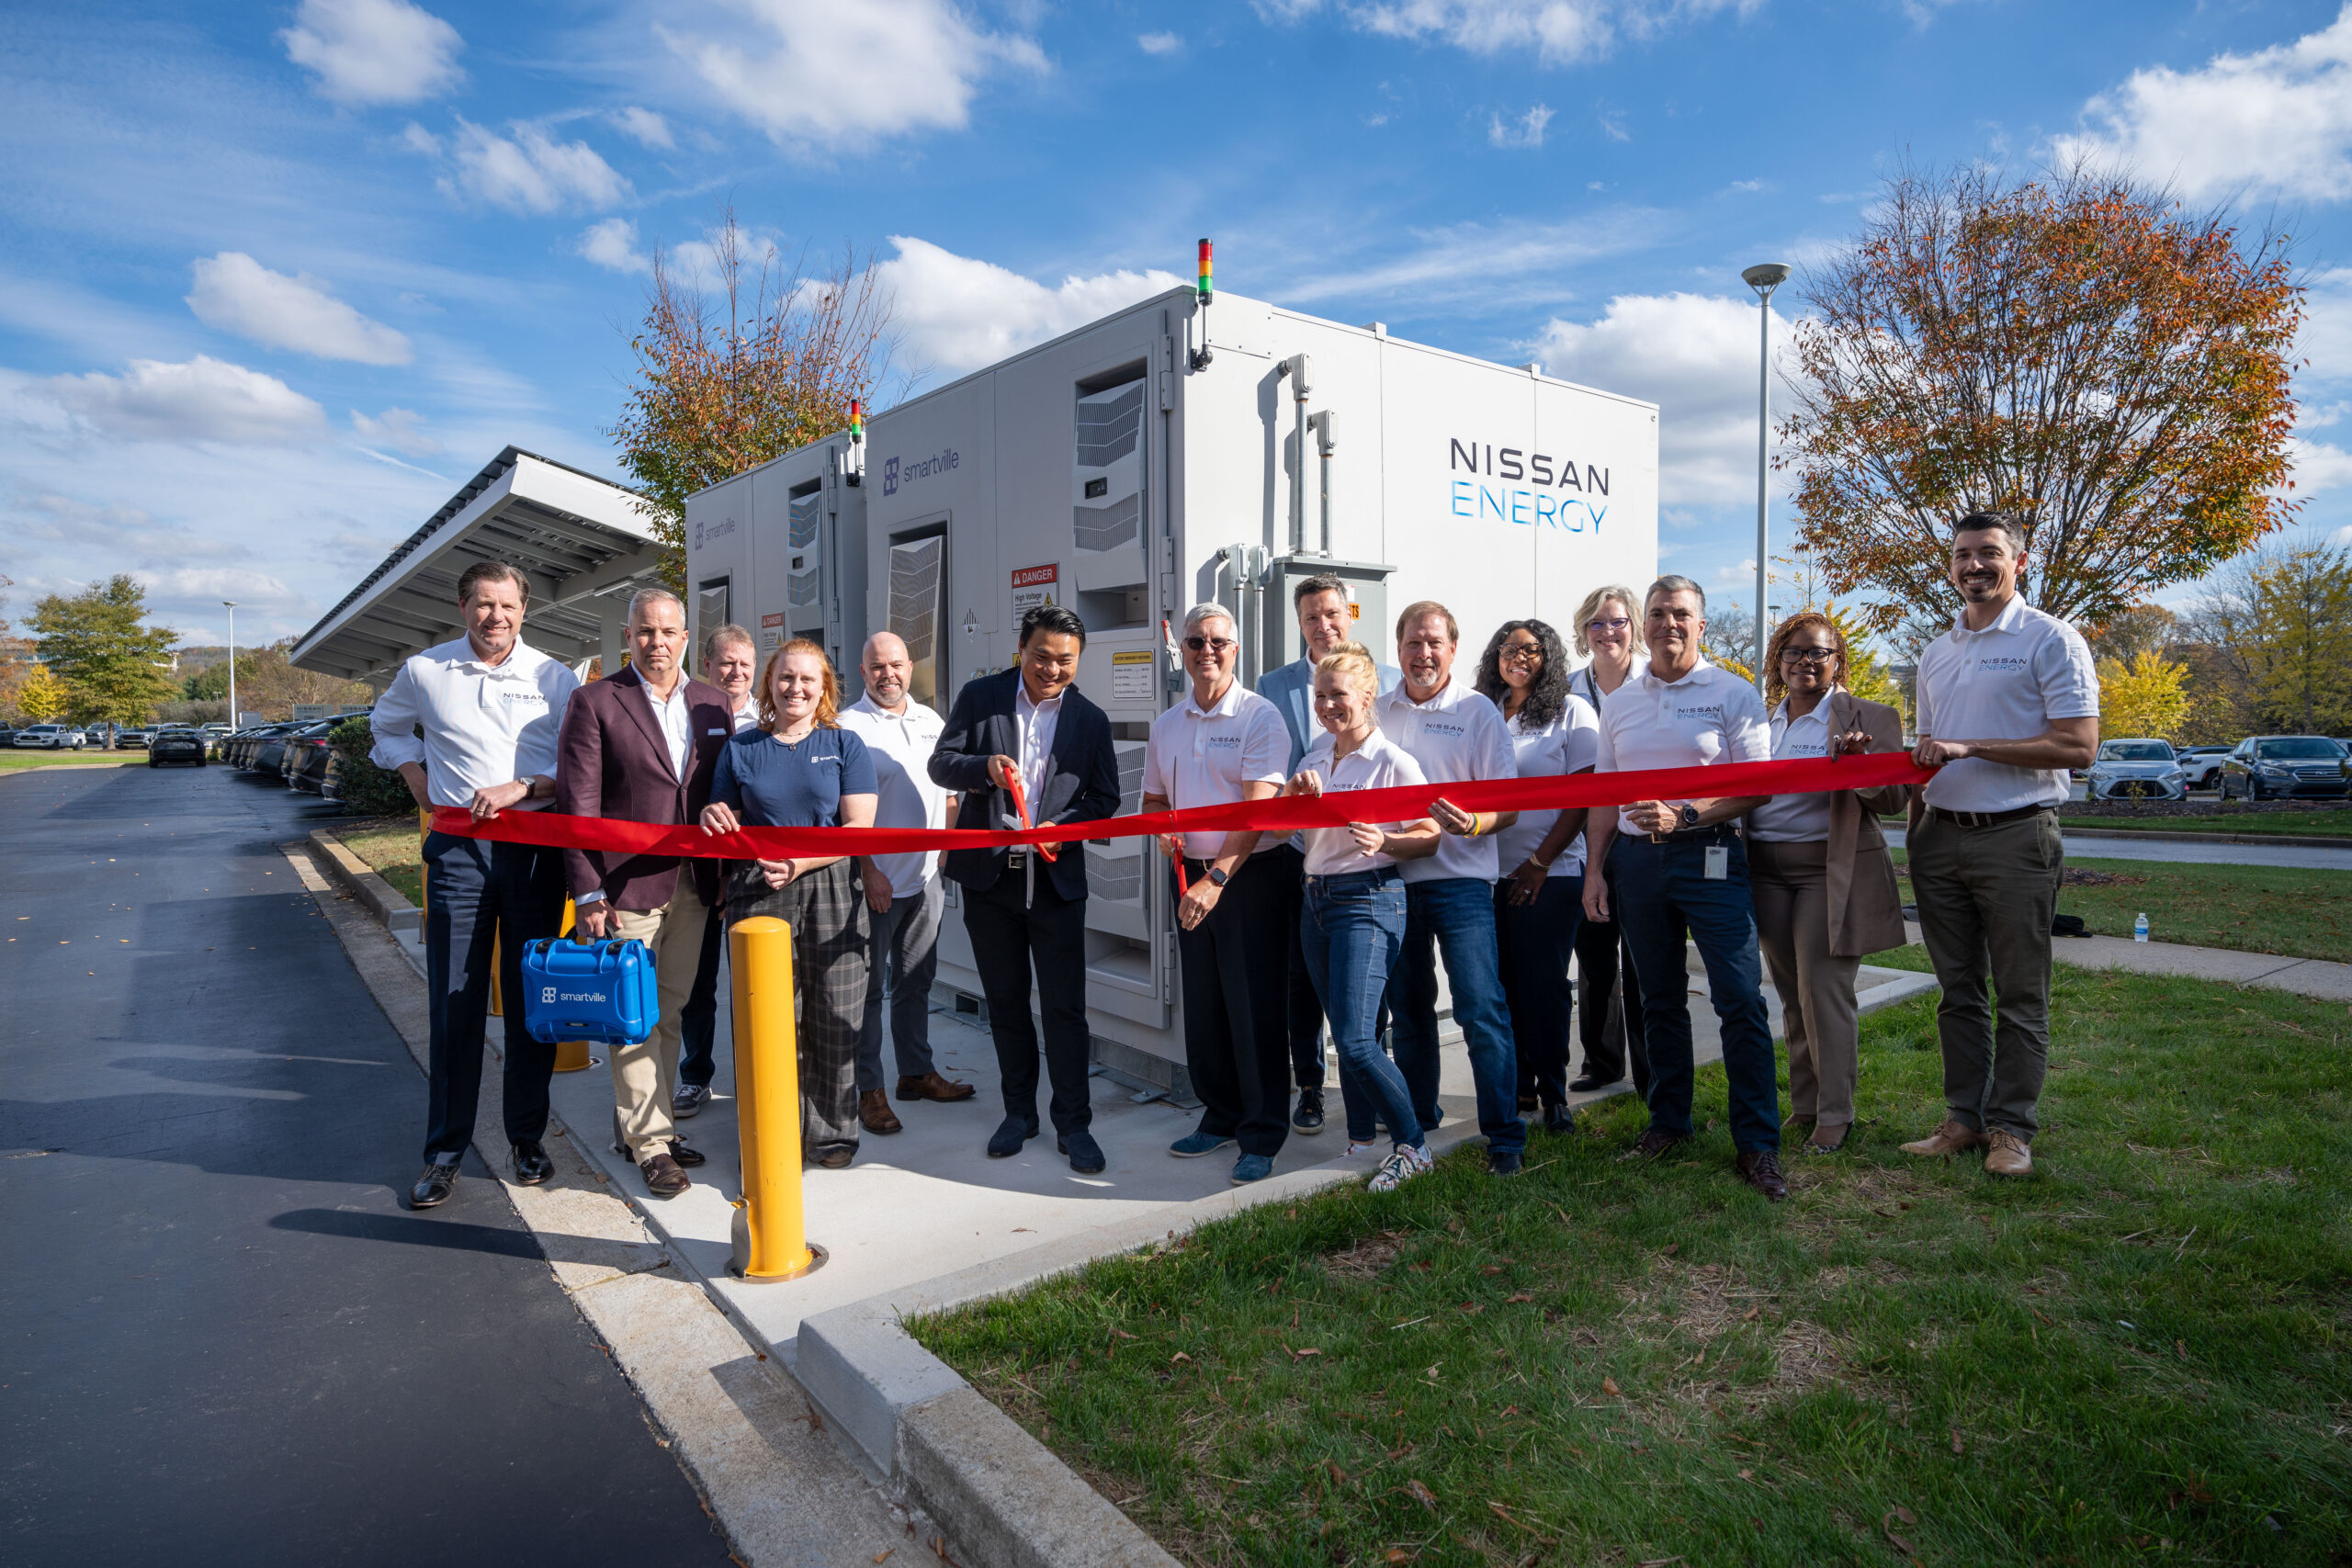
[{"xmin": 0, "ymin": 763, "xmax": 730, "ymax": 1563}]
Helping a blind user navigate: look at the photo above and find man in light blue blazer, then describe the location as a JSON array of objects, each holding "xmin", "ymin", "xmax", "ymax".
[{"xmin": 1252, "ymin": 573, "xmax": 1402, "ymax": 1135}]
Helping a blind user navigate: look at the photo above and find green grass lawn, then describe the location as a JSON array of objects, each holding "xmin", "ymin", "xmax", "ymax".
[
  {"xmin": 1887, "ymin": 851, "xmax": 2352, "ymax": 965},
  {"xmin": 0, "ymin": 750, "xmax": 141, "ymax": 770},
  {"xmin": 334, "ymin": 815, "xmax": 424, "ymax": 907},
  {"xmin": 2061, "ymin": 809, "xmax": 2352, "ymax": 840},
  {"xmin": 913, "ymin": 966, "xmax": 2352, "ymax": 1567}
]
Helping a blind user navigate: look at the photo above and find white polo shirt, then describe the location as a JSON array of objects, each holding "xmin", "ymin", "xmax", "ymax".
[
  {"xmin": 1593, "ymin": 659, "xmax": 1771, "ymax": 836},
  {"xmin": 729, "ymin": 698, "xmax": 759, "ymax": 733},
  {"xmin": 1297, "ymin": 729, "xmax": 1429, "ymax": 877},
  {"xmin": 1747, "ymin": 698, "xmax": 1835, "ymax": 843},
  {"xmin": 840, "ymin": 694, "xmax": 953, "ymax": 897},
  {"xmin": 1495, "ymin": 695, "xmax": 1602, "ymax": 877},
  {"xmin": 1376, "ymin": 677, "xmax": 1517, "ymax": 884},
  {"xmin": 641, "ymin": 677, "xmax": 692, "ymax": 780},
  {"xmin": 368, "ymin": 635, "xmax": 579, "ymax": 811},
  {"xmin": 1142, "ymin": 679, "xmax": 1290, "ymax": 860},
  {"xmin": 1914, "ymin": 595, "xmax": 2099, "ymax": 813}
]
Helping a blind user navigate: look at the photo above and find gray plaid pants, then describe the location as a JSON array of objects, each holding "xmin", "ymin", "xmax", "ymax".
[{"xmin": 725, "ymin": 858, "xmax": 870, "ymax": 1161}]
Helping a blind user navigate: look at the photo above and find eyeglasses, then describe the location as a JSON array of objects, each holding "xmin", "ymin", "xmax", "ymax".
[
  {"xmin": 1586, "ymin": 616, "xmax": 1631, "ymax": 635},
  {"xmin": 1498, "ymin": 643, "xmax": 1544, "ymax": 663},
  {"xmin": 1182, "ymin": 637, "xmax": 1236, "ymax": 653},
  {"xmin": 1780, "ymin": 646, "xmax": 1838, "ymax": 665}
]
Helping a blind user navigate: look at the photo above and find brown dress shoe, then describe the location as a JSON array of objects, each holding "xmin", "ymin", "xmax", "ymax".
[
  {"xmin": 1899, "ymin": 1117, "xmax": 1987, "ymax": 1157},
  {"xmin": 859, "ymin": 1089, "xmax": 903, "ymax": 1135},
  {"xmin": 639, "ymin": 1152, "xmax": 690, "ymax": 1197},
  {"xmin": 897, "ymin": 1070, "xmax": 977, "ymax": 1103},
  {"xmin": 1623, "ymin": 1126, "xmax": 1692, "ymax": 1161},
  {"xmin": 812, "ymin": 1146, "xmax": 854, "ymax": 1169},
  {"xmin": 1984, "ymin": 1128, "xmax": 2033, "ymax": 1176},
  {"xmin": 1735, "ymin": 1148, "xmax": 1789, "ymax": 1201}
]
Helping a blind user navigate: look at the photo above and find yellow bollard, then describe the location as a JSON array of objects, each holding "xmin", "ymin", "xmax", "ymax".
[
  {"xmin": 552, "ymin": 897, "xmax": 593, "ymax": 1072},
  {"xmin": 728, "ymin": 916, "xmax": 824, "ymax": 1282}
]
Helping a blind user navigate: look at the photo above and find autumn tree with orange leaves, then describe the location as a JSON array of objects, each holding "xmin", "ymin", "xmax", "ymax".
[
  {"xmin": 1780, "ymin": 163, "xmax": 2303, "ymax": 633},
  {"xmin": 610, "ymin": 211, "xmax": 898, "ymax": 590}
]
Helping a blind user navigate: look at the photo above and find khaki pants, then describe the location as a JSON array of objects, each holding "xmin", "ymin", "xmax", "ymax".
[
  {"xmin": 1750, "ymin": 839, "xmax": 1861, "ymax": 1129},
  {"xmin": 605, "ymin": 865, "xmax": 713, "ymax": 1161},
  {"xmin": 1907, "ymin": 808, "xmax": 2062, "ymax": 1141}
]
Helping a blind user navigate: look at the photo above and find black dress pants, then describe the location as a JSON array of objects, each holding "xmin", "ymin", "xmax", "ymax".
[
  {"xmin": 962, "ymin": 868, "xmax": 1092, "ymax": 1134},
  {"xmin": 676, "ymin": 897, "xmax": 726, "ymax": 1089},
  {"xmin": 1178, "ymin": 852, "xmax": 1293, "ymax": 1156},
  {"xmin": 1274, "ymin": 841, "xmax": 1327, "ymax": 1089},
  {"xmin": 419, "ymin": 833, "xmax": 566, "ymax": 1163},
  {"xmin": 1573, "ymin": 868, "xmax": 1650, "ymax": 1094},
  {"xmin": 1500, "ymin": 876, "xmax": 1581, "ymax": 1111}
]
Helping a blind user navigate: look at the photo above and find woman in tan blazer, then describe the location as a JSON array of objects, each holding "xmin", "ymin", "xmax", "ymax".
[{"xmin": 1746, "ymin": 613, "xmax": 1908, "ymax": 1153}]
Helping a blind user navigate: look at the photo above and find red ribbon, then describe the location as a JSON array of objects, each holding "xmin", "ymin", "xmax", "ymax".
[{"xmin": 432, "ymin": 752, "xmax": 1930, "ymax": 860}]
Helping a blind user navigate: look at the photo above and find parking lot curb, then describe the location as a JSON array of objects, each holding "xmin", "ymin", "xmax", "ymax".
[
  {"xmin": 2053, "ymin": 826, "xmax": 2350, "ymax": 851},
  {"xmin": 307, "ymin": 828, "xmax": 421, "ymax": 938}
]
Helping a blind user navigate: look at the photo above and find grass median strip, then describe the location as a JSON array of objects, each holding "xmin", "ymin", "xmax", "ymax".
[
  {"xmin": 333, "ymin": 814, "xmax": 424, "ymax": 907},
  {"xmin": 2058, "ymin": 808, "xmax": 2352, "ymax": 840},
  {"xmin": 911, "ymin": 967, "xmax": 2352, "ymax": 1566},
  {"xmin": 1888, "ymin": 851, "xmax": 2352, "ymax": 964}
]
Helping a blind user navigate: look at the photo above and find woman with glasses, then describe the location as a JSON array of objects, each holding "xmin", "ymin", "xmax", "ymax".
[
  {"xmin": 1748, "ymin": 613, "xmax": 1907, "ymax": 1154},
  {"xmin": 1564, "ymin": 584, "xmax": 1649, "ymax": 1097},
  {"xmin": 1283, "ymin": 642, "xmax": 1444, "ymax": 1193},
  {"xmin": 1474, "ymin": 619, "xmax": 1599, "ymax": 1134}
]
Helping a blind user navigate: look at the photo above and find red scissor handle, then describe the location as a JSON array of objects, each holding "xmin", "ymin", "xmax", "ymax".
[{"xmin": 1003, "ymin": 766, "xmax": 1058, "ymax": 862}]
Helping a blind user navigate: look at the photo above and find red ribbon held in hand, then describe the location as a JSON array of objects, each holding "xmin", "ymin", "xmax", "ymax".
[{"xmin": 1002, "ymin": 765, "xmax": 1057, "ymax": 863}]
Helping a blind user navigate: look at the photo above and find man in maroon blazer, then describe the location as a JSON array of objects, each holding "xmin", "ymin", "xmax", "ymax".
[{"xmin": 555, "ymin": 586, "xmax": 735, "ymax": 1197}]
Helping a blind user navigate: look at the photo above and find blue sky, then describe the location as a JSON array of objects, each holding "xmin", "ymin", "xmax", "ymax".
[{"xmin": 4, "ymin": 0, "xmax": 2349, "ymax": 649}]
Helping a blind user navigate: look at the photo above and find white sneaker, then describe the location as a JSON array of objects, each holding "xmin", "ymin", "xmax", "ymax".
[
  {"xmin": 1367, "ymin": 1144, "xmax": 1433, "ymax": 1193},
  {"xmin": 1345, "ymin": 1138, "xmax": 1381, "ymax": 1157}
]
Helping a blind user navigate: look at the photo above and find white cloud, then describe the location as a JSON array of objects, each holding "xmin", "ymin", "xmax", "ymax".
[
  {"xmin": 876, "ymin": 237, "xmax": 1184, "ymax": 376},
  {"xmin": 46, "ymin": 356, "xmax": 328, "ymax": 446},
  {"xmin": 185, "ymin": 253, "xmax": 412, "ymax": 366},
  {"xmin": 2301, "ymin": 267, "xmax": 2352, "ymax": 388},
  {"xmin": 1138, "ymin": 30, "xmax": 1184, "ymax": 55},
  {"xmin": 1281, "ymin": 208, "xmax": 1666, "ymax": 313},
  {"xmin": 1488, "ymin": 104, "xmax": 1553, "ymax": 149},
  {"xmin": 1597, "ymin": 105, "xmax": 1630, "ymax": 141},
  {"xmin": 280, "ymin": 0, "xmax": 463, "ymax": 107},
  {"xmin": 2288, "ymin": 437, "xmax": 2352, "ymax": 501},
  {"xmin": 657, "ymin": 0, "xmax": 1047, "ymax": 153},
  {"xmin": 611, "ymin": 106, "xmax": 675, "ymax": 150},
  {"xmin": 2052, "ymin": 9, "xmax": 2352, "ymax": 203},
  {"xmin": 1264, "ymin": 0, "xmax": 1753, "ymax": 67},
  {"xmin": 432, "ymin": 118, "xmax": 633, "ymax": 213},
  {"xmin": 350, "ymin": 407, "xmax": 440, "ymax": 456},
  {"xmin": 578, "ymin": 217, "xmax": 652, "ymax": 275},
  {"xmin": 1532, "ymin": 291, "xmax": 1787, "ymax": 506}
]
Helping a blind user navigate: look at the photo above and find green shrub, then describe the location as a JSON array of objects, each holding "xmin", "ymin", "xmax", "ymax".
[{"xmin": 328, "ymin": 716, "xmax": 415, "ymax": 817}]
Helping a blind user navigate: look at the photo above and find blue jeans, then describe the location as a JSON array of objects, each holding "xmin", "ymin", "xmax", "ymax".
[
  {"xmin": 1608, "ymin": 832, "xmax": 1780, "ymax": 1153},
  {"xmin": 1297, "ymin": 868, "xmax": 1422, "ymax": 1150},
  {"xmin": 1393, "ymin": 877, "xmax": 1526, "ymax": 1157}
]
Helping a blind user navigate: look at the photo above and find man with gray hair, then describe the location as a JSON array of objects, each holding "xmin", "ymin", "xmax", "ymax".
[
  {"xmin": 554, "ymin": 585, "xmax": 736, "ymax": 1199},
  {"xmin": 839, "ymin": 630, "xmax": 973, "ymax": 1134},
  {"xmin": 1142, "ymin": 604, "xmax": 1294, "ymax": 1183},
  {"xmin": 674, "ymin": 621, "xmax": 762, "ymax": 1121}
]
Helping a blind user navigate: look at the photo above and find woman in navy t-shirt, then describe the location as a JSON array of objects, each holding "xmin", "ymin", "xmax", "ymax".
[{"xmin": 701, "ymin": 639, "xmax": 879, "ymax": 1168}]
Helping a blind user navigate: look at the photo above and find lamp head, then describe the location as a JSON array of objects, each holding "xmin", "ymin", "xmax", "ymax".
[{"xmin": 1742, "ymin": 262, "xmax": 1792, "ymax": 295}]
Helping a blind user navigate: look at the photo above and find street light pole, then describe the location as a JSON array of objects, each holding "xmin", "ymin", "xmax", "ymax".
[
  {"xmin": 1741, "ymin": 262, "xmax": 1792, "ymax": 694},
  {"xmin": 221, "ymin": 601, "xmax": 237, "ymax": 728}
]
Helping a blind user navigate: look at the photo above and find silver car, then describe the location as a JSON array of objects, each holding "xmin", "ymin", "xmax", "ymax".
[
  {"xmin": 12, "ymin": 724, "xmax": 80, "ymax": 750},
  {"xmin": 2086, "ymin": 739, "xmax": 2188, "ymax": 802}
]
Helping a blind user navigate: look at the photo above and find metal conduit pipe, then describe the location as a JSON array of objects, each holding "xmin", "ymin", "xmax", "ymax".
[
  {"xmin": 1309, "ymin": 410, "xmax": 1336, "ymax": 556},
  {"xmin": 1278, "ymin": 354, "xmax": 1312, "ymax": 553}
]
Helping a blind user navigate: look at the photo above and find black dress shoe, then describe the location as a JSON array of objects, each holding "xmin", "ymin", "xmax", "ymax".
[
  {"xmin": 1487, "ymin": 1147, "xmax": 1524, "ymax": 1179},
  {"xmin": 1624, "ymin": 1126, "xmax": 1691, "ymax": 1161},
  {"xmin": 512, "ymin": 1141, "xmax": 554, "ymax": 1185},
  {"xmin": 987, "ymin": 1115, "xmax": 1039, "ymax": 1158},
  {"xmin": 1735, "ymin": 1148, "xmax": 1789, "ymax": 1201},
  {"xmin": 669, "ymin": 1136, "xmax": 706, "ymax": 1168},
  {"xmin": 1569, "ymin": 1072, "xmax": 1620, "ymax": 1094},
  {"xmin": 409, "ymin": 1161, "xmax": 458, "ymax": 1208},
  {"xmin": 1292, "ymin": 1087, "xmax": 1325, "ymax": 1134},
  {"xmin": 1058, "ymin": 1129, "xmax": 1106, "ymax": 1174},
  {"xmin": 1544, "ymin": 1103, "xmax": 1576, "ymax": 1135}
]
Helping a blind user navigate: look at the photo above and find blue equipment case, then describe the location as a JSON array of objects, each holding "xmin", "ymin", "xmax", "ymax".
[{"xmin": 520, "ymin": 936, "xmax": 661, "ymax": 1046}]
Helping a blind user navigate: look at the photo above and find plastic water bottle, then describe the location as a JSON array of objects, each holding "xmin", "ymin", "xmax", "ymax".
[{"xmin": 2134, "ymin": 912, "xmax": 2150, "ymax": 943}]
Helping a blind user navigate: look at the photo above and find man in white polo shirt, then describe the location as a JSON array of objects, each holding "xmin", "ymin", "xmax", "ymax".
[
  {"xmin": 1901, "ymin": 511, "xmax": 2099, "ymax": 1178},
  {"xmin": 1379, "ymin": 600, "xmax": 1528, "ymax": 1177},
  {"xmin": 1581, "ymin": 576, "xmax": 1783, "ymax": 1200},
  {"xmin": 1143, "ymin": 604, "xmax": 1294, "ymax": 1184},
  {"xmin": 369, "ymin": 559, "xmax": 580, "ymax": 1210},
  {"xmin": 840, "ymin": 631, "xmax": 974, "ymax": 1135},
  {"xmin": 674, "ymin": 623, "xmax": 763, "ymax": 1122}
]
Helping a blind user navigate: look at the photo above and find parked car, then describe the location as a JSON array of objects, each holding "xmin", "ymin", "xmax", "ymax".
[
  {"xmin": 2086, "ymin": 739, "xmax": 2188, "ymax": 802},
  {"xmin": 2176, "ymin": 744, "xmax": 2233, "ymax": 789},
  {"xmin": 13, "ymin": 724, "xmax": 80, "ymax": 750},
  {"xmin": 231, "ymin": 722, "xmax": 297, "ymax": 772},
  {"xmin": 116, "ymin": 726, "xmax": 153, "ymax": 750},
  {"xmin": 249, "ymin": 722, "xmax": 316, "ymax": 780},
  {"xmin": 281, "ymin": 720, "xmax": 342, "ymax": 793},
  {"xmin": 148, "ymin": 728, "xmax": 208, "ymax": 768},
  {"xmin": 2219, "ymin": 736, "xmax": 2352, "ymax": 800}
]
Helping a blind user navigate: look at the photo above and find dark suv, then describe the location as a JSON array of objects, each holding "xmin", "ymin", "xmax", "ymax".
[{"xmin": 2219, "ymin": 736, "xmax": 2352, "ymax": 800}]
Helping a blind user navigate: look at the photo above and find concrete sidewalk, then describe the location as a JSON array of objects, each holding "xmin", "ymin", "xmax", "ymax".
[{"xmin": 1892, "ymin": 919, "xmax": 2352, "ymax": 1003}]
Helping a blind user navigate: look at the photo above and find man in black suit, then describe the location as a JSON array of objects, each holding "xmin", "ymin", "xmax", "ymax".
[{"xmin": 930, "ymin": 604, "xmax": 1123, "ymax": 1173}]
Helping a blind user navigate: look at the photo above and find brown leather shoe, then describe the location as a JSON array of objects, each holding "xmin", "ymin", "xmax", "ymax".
[
  {"xmin": 1899, "ymin": 1117, "xmax": 1987, "ymax": 1157},
  {"xmin": 1984, "ymin": 1128, "xmax": 2033, "ymax": 1177},
  {"xmin": 897, "ymin": 1070, "xmax": 977, "ymax": 1103},
  {"xmin": 639, "ymin": 1152, "xmax": 690, "ymax": 1197},
  {"xmin": 860, "ymin": 1089, "xmax": 903, "ymax": 1135},
  {"xmin": 1804, "ymin": 1123, "xmax": 1849, "ymax": 1155},
  {"xmin": 1623, "ymin": 1126, "xmax": 1691, "ymax": 1161},
  {"xmin": 813, "ymin": 1146, "xmax": 854, "ymax": 1169},
  {"xmin": 1734, "ymin": 1148, "xmax": 1789, "ymax": 1201}
]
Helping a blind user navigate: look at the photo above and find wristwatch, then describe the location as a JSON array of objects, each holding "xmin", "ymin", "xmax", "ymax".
[
  {"xmin": 1206, "ymin": 866, "xmax": 1230, "ymax": 888},
  {"xmin": 1679, "ymin": 804, "xmax": 1701, "ymax": 830}
]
